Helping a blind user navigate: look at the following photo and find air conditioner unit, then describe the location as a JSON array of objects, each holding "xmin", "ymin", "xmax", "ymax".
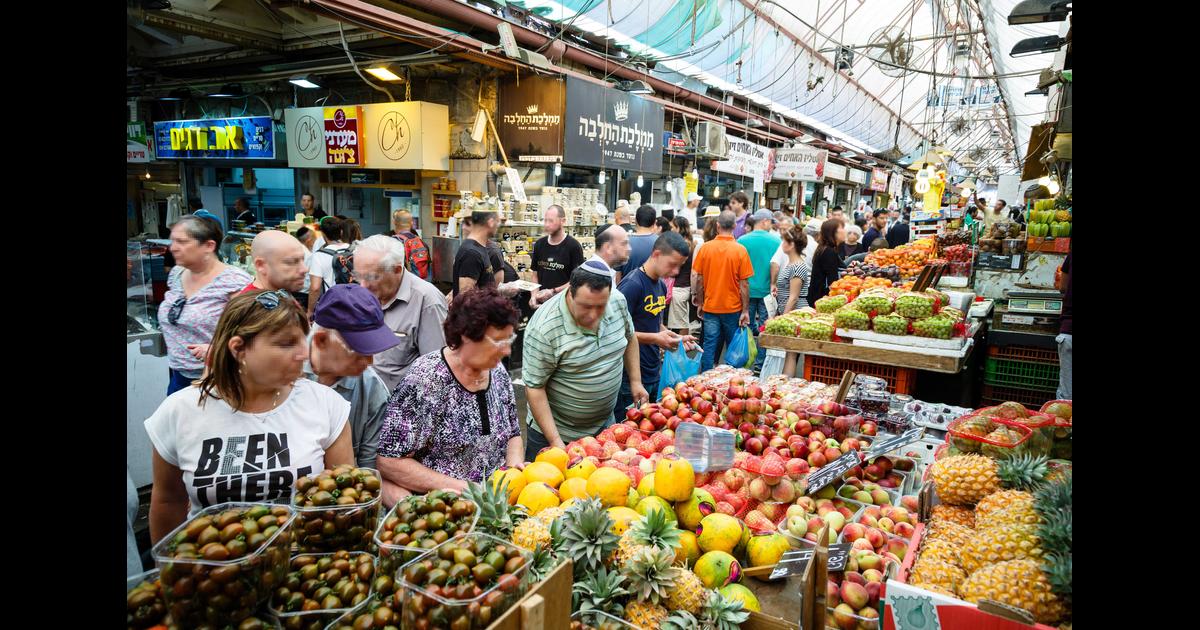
[{"xmin": 695, "ymin": 121, "xmax": 730, "ymax": 158}]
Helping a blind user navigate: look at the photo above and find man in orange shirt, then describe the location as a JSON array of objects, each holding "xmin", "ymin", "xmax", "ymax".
[{"xmin": 692, "ymin": 210, "xmax": 753, "ymax": 372}]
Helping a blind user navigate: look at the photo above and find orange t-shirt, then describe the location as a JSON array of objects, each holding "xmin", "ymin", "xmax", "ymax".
[{"xmin": 693, "ymin": 234, "xmax": 753, "ymax": 314}]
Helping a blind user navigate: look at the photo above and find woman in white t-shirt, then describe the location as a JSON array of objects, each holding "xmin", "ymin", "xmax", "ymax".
[
  {"xmin": 145, "ymin": 289, "xmax": 354, "ymax": 544},
  {"xmin": 307, "ymin": 216, "xmax": 351, "ymax": 320}
]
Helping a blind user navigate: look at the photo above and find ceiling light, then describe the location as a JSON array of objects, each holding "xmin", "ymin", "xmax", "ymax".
[
  {"xmin": 1008, "ymin": 0, "xmax": 1071, "ymax": 25},
  {"xmin": 207, "ymin": 84, "xmax": 244, "ymax": 98},
  {"xmin": 637, "ymin": 175, "xmax": 644, "ymax": 187},
  {"xmin": 157, "ymin": 88, "xmax": 190, "ymax": 102},
  {"xmin": 289, "ymin": 75, "xmax": 321, "ymax": 89},
  {"xmin": 365, "ymin": 64, "xmax": 404, "ymax": 82},
  {"xmin": 1011, "ymin": 35, "xmax": 1067, "ymax": 58},
  {"xmin": 598, "ymin": 170, "xmax": 606, "ymax": 185},
  {"xmin": 616, "ymin": 79, "xmax": 654, "ymax": 95}
]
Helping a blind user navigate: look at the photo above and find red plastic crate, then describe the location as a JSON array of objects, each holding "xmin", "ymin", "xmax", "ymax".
[
  {"xmin": 803, "ymin": 355, "xmax": 915, "ymax": 394},
  {"xmin": 979, "ymin": 384, "xmax": 1056, "ymax": 409},
  {"xmin": 986, "ymin": 344, "xmax": 1059, "ymax": 364}
]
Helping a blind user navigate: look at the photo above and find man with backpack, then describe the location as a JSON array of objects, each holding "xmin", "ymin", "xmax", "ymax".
[
  {"xmin": 391, "ymin": 210, "xmax": 432, "ymax": 281},
  {"xmin": 307, "ymin": 216, "xmax": 355, "ymax": 321}
]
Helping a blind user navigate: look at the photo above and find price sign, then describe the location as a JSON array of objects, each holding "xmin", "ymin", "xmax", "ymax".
[
  {"xmin": 824, "ymin": 543, "xmax": 852, "ymax": 572},
  {"xmin": 767, "ymin": 544, "xmax": 853, "ymax": 579},
  {"xmin": 504, "ymin": 167, "xmax": 527, "ymax": 202},
  {"xmin": 866, "ymin": 427, "xmax": 926, "ymax": 459},
  {"xmin": 805, "ymin": 450, "xmax": 861, "ymax": 495}
]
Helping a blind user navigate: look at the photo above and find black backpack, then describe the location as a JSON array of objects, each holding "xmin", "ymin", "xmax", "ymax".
[{"xmin": 318, "ymin": 245, "xmax": 356, "ymax": 287}]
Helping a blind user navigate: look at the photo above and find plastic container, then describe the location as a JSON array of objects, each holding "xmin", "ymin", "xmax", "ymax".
[
  {"xmin": 836, "ymin": 519, "xmax": 910, "ymax": 561},
  {"xmin": 270, "ymin": 552, "xmax": 375, "ymax": 630},
  {"xmin": 397, "ymin": 532, "xmax": 533, "ymax": 629},
  {"xmin": 854, "ymin": 375, "xmax": 889, "ymax": 391},
  {"xmin": 778, "ymin": 500, "xmax": 868, "ymax": 548},
  {"xmin": 291, "ymin": 467, "xmax": 383, "ymax": 553},
  {"xmin": 571, "ymin": 609, "xmax": 640, "ymax": 629},
  {"xmin": 153, "ymin": 503, "xmax": 296, "ymax": 629},
  {"xmin": 127, "ymin": 569, "xmax": 169, "ymax": 630},
  {"xmin": 835, "ymin": 480, "xmax": 899, "ymax": 508},
  {"xmin": 857, "ymin": 390, "xmax": 891, "ymax": 417},
  {"xmin": 324, "ymin": 563, "xmax": 403, "ymax": 630},
  {"xmin": 946, "ymin": 414, "xmax": 1034, "ymax": 460},
  {"xmin": 374, "ymin": 491, "xmax": 480, "ymax": 580},
  {"xmin": 675, "ymin": 422, "xmax": 736, "ymax": 472},
  {"xmin": 801, "ymin": 403, "xmax": 864, "ymax": 440}
]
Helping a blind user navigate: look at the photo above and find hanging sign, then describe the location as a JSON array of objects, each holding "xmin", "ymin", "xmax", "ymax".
[
  {"xmin": 712, "ymin": 136, "xmax": 772, "ymax": 182},
  {"xmin": 773, "ymin": 145, "xmax": 828, "ymax": 181},
  {"xmin": 824, "ymin": 162, "xmax": 848, "ymax": 182},
  {"xmin": 504, "ymin": 167, "xmax": 527, "ymax": 203},
  {"xmin": 128, "ymin": 122, "xmax": 150, "ymax": 163},
  {"xmin": 684, "ymin": 171, "xmax": 699, "ymax": 197},
  {"xmin": 564, "ymin": 76, "xmax": 664, "ymax": 174},
  {"xmin": 284, "ymin": 107, "xmax": 326, "ymax": 167},
  {"xmin": 363, "ymin": 102, "xmax": 449, "ymax": 171},
  {"xmin": 324, "ymin": 106, "xmax": 363, "ymax": 166},
  {"xmin": 849, "ymin": 168, "xmax": 872, "ymax": 186},
  {"xmin": 497, "ymin": 75, "xmax": 565, "ymax": 163},
  {"xmin": 870, "ymin": 168, "xmax": 888, "ymax": 192},
  {"xmin": 664, "ymin": 132, "xmax": 687, "ymax": 156},
  {"xmin": 153, "ymin": 116, "xmax": 275, "ymax": 160}
]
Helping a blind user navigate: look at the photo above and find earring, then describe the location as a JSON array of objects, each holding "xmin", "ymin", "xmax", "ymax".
[{"xmin": 239, "ymin": 359, "xmax": 246, "ymax": 375}]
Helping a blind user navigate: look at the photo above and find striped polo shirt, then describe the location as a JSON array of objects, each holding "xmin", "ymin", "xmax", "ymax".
[{"xmin": 521, "ymin": 289, "xmax": 635, "ymax": 441}]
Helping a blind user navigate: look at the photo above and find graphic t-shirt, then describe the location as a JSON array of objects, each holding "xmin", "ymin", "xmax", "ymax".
[
  {"xmin": 618, "ymin": 267, "xmax": 667, "ymax": 384},
  {"xmin": 452, "ymin": 239, "xmax": 499, "ymax": 297},
  {"xmin": 531, "ymin": 234, "xmax": 584, "ymax": 292},
  {"xmin": 144, "ymin": 378, "xmax": 350, "ymax": 514}
]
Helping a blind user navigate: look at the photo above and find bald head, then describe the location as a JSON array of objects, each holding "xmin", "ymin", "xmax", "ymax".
[
  {"xmin": 392, "ymin": 209, "xmax": 413, "ymax": 233},
  {"xmin": 251, "ymin": 231, "xmax": 308, "ymax": 292},
  {"xmin": 614, "ymin": 206, "xmax": 632, "ymax": 225},
  {"xmin": 594, "ymin": 223, "xmax": 631, "ymax": 269}
]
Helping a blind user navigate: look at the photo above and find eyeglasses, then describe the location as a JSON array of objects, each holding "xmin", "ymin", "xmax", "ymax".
[
  {"xmin": 254, "ymin": 289, "xmax": 294, "ymax": 310},
  {"xmin": 485, "ymin": 332, "xmax": 519, "ymax": 348},
  {"xmin": 167, "ymin": 297, "xmax": 187, "ymax": 326}
]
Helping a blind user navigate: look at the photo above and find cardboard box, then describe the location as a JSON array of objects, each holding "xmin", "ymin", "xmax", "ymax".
[{"xmin": 1026, "ymin": 236, "xmax": 1070, "ymax": 254}]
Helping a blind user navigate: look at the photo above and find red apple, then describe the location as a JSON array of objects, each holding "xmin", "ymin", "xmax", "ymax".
[
  {"xmin": 702, "ymin": 417, "xmax": 717, "ymax": 427},
  {"xmin": 778, "ymin": 448, "xmax": 792, "ymax": 459},
  {"xmin": 705, "ymin": 412, "xmax": 719, "ymax": 424},
  {"xmin": 747, "ymin": 384, "xmax": 764, "ymax": 399},
  {"xmin": 726, "ymin": 385, "xmax": 746, "ymax": 399},
  {"xmin": 626, "ymin": 408, "xmax": 643, "ymax": 422},
  {"xmin": 808, "ymin": 451, "xmax": 827, "ymax": 468},
  {"xmin": 697, "ymin": 400, "xmax": 714, "ymax": 415},
  {"xmin": 792, "ymin": 420, "xmax": 813, "ymax": 436},
  {"xmin": 745, "ymin": 436, "xmax": 765, "ymax": 454},
  {"xmin": 639, "ymin": 419, "xmax": 656, "ymax": 433},
  {"xmin": 728, "ymin": 399, "xmax": 746, "ymax": 415},
  {"xmin": 661, "ymin": 396, "xmax": 679, "ymax": 411},
  {"xmin": 860, "ymin": 421, "xmax": 877, "ymax": 436},
  {"xmin": 823, "ymin": 447, "xmax": 842, "ymax": 462},
  {"xmin": 701, "ymin": 390, "xmax": 715, "ymax": 402},
  {"xmin": 667, "ymin": 417, "xmax": 682, "ymax": 431},
  {"xmin": 718, "ymin": 421, "xmax": 732, "ymax": 430},
  {"xmin": 624, "ymin": 420, "xmax": 640, "ymax": 430},
  {"xmin": 739, "ymin": 422, "xmax": 755, "ymax": 434}
]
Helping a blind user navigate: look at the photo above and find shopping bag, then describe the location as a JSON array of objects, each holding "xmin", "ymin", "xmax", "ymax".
[
  {"xmin": 759, "ymin": 349, "xmax": 787, "ymax": 379},
  {"xmin": 763, "ymin": 294, "xmax": 778, "ymax": 317},
  {"xmin": 660, "ymin": 346, "xmax": 701, "ymax": 393},
  {"xmin": 745, "ymin": 329, "xmax": 758, "ymax": 369},
  {"xmin": 722, "ymin": 326, "xmax": 752, "ymax": 368}
]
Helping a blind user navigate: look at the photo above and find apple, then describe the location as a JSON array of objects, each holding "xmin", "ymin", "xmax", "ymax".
[
  {"xmin": 726, "ymin": 385, "xmax": 746, "ymax": 400},
  {"xmin": 667, "ymin": 417, "xmax": 682, "ymax": 431},
  {"xmin": 821, "ymin": 511, "xmax": 846, "ymax": 532},
  {"xmin": 717, "ymin": 421, "xmax": 732, "ymax": 430},
  {"xmin": 625, "ymin": 408, "xmax": 643, "ymax": 423},
  {"xmin": 807, "ymin": 515, "xmax": 826, "ymax": 532},
  {"xmin": 769, "ymin": 436, "xmax": 788, "ymax": 449},
  {"xmin": 823, "ymin": 447, "xmax": 843, "ymax": 462},
  {"xmin": 639, "ymin": 419, "xmax": 656, "ymax": 433},
  {"xmin": 841, "ymin": 582, "xmax": 869, "ymax": 610},
  {"xmin": 747, "ymin": 384, "xmax": 764, "ymax": 399},
  {"xmin": 887, "ymin": 538, "xmax": 909, "ymax": 558},
  {"xmin": 808, "ymin": 451, "xmax": 827, "ymax": 468},
  {"xmin": 842, "ymin": 523, "xmax": 867, "ymax": 542},
  {"xmin": 739, "ymin": 422, "xmax": 755, "ymax": 434},
  {"xmin": 702, "ymin": 417, "xmax": 717, "ymax": 427},
  {"xmin": 901, "ymin": 496, "xmax": 919, "ymax": 512},
  {"xmin": 828, "ymin": 580, "xmax": 842, "ymax": 608},
  {"xmin": 856, "ymin": 551, "xmax": 882, "ymax": 571},
  {"xmin": 865, "ymin": 528, "xmax": 886, "ymax": 550},
  {"xmin": 701, "ymin": 390, "xmax": 715, "ymax": 402},
  {"xmin": 864, "ymin": 582, "xmax": 882, "ymax": 606},
  {"xmin": 877, "ymin": 517, "xmax": 895, "ymax": 533},
  {"xmin": 860, "ymin": 421, "xmax": 877, "ymax": 436},
  {"xmin": 810, "ymin": 430, "xmax": 827, "ymax": 443},
  {"xmin": 862, "ymin": 569, "xmax": 884, "ymax": 583},
  {"xmin": 661, "ymin": 396, "xmax": 679, "ymax": 411},
  {"xmin": 744, "ymin": 436, "xmax": 765, "ymax": 455},
  {"xmin": 650, "ymin": 412, "xmax": 667, "ymax": 427},
  {"xmin": 894, "ymin": 522, "xmax": 915, "ymax": 538}
]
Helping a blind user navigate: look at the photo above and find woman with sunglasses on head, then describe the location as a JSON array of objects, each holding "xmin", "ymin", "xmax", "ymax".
[
  {"xmin": 375, "ymin": 288, "xmax": 524, "ymax": 506},
  {"xmin": 145, "ymin": 290, "xmax": 355, "ymax": 543},
  {"xmin": 160, "ymin": 215, "xmax": 253, "ymax": 396}
]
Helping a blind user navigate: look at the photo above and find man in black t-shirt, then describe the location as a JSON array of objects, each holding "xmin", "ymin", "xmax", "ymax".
[
  {"xmin": 530, "ymin": 205, "xmax": 585, "ymax": 308},
  {"xmin": 452, "ymin": 211, "xmax": 503, "ymax": 297}
]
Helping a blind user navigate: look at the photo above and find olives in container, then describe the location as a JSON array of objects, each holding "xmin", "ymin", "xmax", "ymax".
[
  {"xmin": 325, "ymin": 570, "xmax": 401, "ymax": 630},
  {"xmin": 398, "ymin": 532, "xmax": 532, "ymax": 630},
  {"xmin": 128, "ymin": 569, "xmax": 169, "ymax": 630},
  {"xmin": 152, "ymin": 503, "xmax": 296, "ymax": 630},
  {"xmin": 291, "ymin": 466, "xmax": 383, "ymax": 553},
  {"xmin": 269, "ymin": 551, "xmax": 375, "ymax": 630},
  {"xmin": 374, "ymin": 490, "xmax": 479, "ymax": 580}
]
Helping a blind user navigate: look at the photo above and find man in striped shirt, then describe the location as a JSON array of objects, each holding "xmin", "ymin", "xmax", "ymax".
[{"xmin": 521, "ymin": 261, "xmax": 648, "ymax": 459}]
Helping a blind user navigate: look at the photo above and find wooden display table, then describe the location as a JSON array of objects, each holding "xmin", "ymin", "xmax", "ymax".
[{"xmin": 758, "ymin": 334, "xmax": 974, "ymax": 374}]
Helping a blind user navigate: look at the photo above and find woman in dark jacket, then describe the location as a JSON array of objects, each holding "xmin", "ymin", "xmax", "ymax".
[{"xmin": 807, "ymin": 219, "xmax": 847, "ymax": 304}]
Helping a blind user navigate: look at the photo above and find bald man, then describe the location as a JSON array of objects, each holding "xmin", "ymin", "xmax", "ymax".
[
  {"xmin": 614, "ymin": 204, "xmax": 635, "ymax": 233},
  {"xmin": 588, "ymin": 223, "xmax": 632, "ymax": 288},
  {"xmin": 241, "ymin": 230, "xmax": 310, "ymax": 295}
]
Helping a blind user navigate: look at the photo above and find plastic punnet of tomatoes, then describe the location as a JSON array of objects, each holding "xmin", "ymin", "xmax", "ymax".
[
  {"xmin": 152, "ymin": 503, "xmax": 296, "ymax": 628},
  {"xmin": 269, "ymin": 551, "xmax": 375, "ymax": 630},
  {"xmin": 291, "ymin": 466, "xmax": 383, "ymax": 553},
  {"xmin": 325, "ymin": 567, "xmax": 402, "ymax": 630},
  {"xmin": 128, "ymin": 569, "xmax": 168, "ymax": 630},
  {"xmin": 398, "ymin": 532, "xmax": 533, "ymax": 630},
  {"xmin": 374, "ymin": 490, "xmax": 479, "ymax": 581}
]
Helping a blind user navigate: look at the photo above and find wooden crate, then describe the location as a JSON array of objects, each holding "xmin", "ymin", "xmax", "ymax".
[{"xmin": 487, "ymin": 559, "xmax": 573, "ymax": 630}]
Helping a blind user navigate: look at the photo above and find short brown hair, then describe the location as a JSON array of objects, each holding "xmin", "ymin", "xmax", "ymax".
[
  {"xmin": 729, "ymin": 191, "xmax": 750, "ymax": 207},
  {"xmin": 443, "ymin": 288, "xmax": 519, "ymax": 350},
  {"xmin": 197, "ymin": 290, "xmax": 309, "ymax": 411},
  {"xmin": 781, "ymin": 225, "xmax": 808, "ymax": 251}
]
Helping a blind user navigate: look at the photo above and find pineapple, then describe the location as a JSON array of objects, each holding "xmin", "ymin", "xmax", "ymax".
[
  {"xmin": 929, "ymin": 454, "xmax": 1047, "ymax": 507},
  {"xmin": 616, "ymin": 508, "xmax": 682, "ymax": 569},
  {"xmin": 975, "ymin": 504, "xmax": 1040, "ymax": 530},
  {"xmin": 512, "ymin": 506, "xmax": 565, "ymax": 551},
  {"xmin": 556, "ymin": 498, "xmax": 620, "ymax": 579},
  {"xmin": 910, "ymin": 558, "xmax": 967, "ymax": 595},
  {"xmin": 975, "ymin": 490, "xmax": 1033, "ymax": 519},
  {"xmin": 464, "ymin": 478, "xmax": 527, "ymax": 540},
  {"xmin": 573, "ymin": 565, "xmax": 629, "ymax": 620},
  {"xmin": 625, "ymin": 600, "xmax": 670, "ymax": 630},
  {"xmin": 916, "ymin": 539, "xmax": 962, "ymax": 566},
  {"xmin": 660, "ymin": 609, "xmax": 700, "ymax": 630},
  {"xmin": 958, "ymin": 524, "xmax": 1042, "ymax": 575},
  {"xmin": 924, "ymin": 520, "xmax": 975, "ymax": 549},
  {"xmin": 698, "ymin": 590, "xmax": 750, "ymax": 630},
  {"xmin": 930, "ymin": 505, "xmax": 975, "ymax": 529},
  {"xmin": 528, "ymin": 543, "xmax": 562, "ymax": 583},
  {"xmin": 665, "ymin": 568, "xmax": 707, "ymax": 616},
  {"xmin": 960, "ymin": 558, "xmax": 1066, "ymax": 625},
  {"xmin": 621, "ymin": 547, "xmax": 678, "ymax": 606}
]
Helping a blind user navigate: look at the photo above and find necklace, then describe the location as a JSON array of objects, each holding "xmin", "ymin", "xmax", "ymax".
[{"xmin": 450, "ymin": 350, "xmax": 487, "ymax": 387}]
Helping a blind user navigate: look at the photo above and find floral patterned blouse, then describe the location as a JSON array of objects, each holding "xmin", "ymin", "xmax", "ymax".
[
  {"xmin": 159, "ymin": 265, "xmax": 253, "ymax": 376},
  {"xmin": 377, "ymin": 349, "xmax": 519, "ymax": 482}
]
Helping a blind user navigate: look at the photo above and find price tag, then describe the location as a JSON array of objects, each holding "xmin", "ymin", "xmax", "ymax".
[
  {"xmin": 804, "ymin": 450, "xmax": 861, "ymax": 495},
  {"xmin": 866, "ymin": 427, "xmax": 926, "ymax": 459},
  {"xmin": 504, "ymin": 167, "xmax": 527, "ymax": 203},
  {"xmin": 824, "ymin": 543, "xmax": 852, "ymax": 572},
  {"xmin": 767, "ymin": 544, "xmax": 853, "ymax": 579}
]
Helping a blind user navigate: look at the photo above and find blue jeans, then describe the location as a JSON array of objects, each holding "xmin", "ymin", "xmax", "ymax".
[
  {"xmin": 748, "ymin": 298, "xmax": 770, "ymax": 373},
  {"xmin": 702, "ymin": 312, "xmax": 741, "ymax": 372},
  {"xmin": 524, "ymin": 425, "xmax": 551, "ymax": 461},
  {"xmin": 614, "ymin": 376, "xmax": 659, "ymax": 424},
  {"xmin": 167, "ymin": 368, "xmax": 198, "ymax": 397}
]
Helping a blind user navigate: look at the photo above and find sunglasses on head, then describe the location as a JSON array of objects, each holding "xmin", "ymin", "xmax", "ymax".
[
  {"xmin": 167, "ymin": 297, "xmax": 186, "ymax": 326},
  {"xmin": 252, "ymin": 289, "xmax": 294, "ymax": 311}
]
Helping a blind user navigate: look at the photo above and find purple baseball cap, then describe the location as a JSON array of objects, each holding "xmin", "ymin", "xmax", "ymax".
[{"xmin": 313, "ymin": 284, "xmax": 401, "ymax": 355}]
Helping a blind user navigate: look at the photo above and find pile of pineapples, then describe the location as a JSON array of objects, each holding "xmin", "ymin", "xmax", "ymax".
[
  {"xmin": 913, "ymin": 453, "xmax": 1072, "ymax": 626},
  {"xmin": 464, "ymin": 478, "xmax": 750, "ymax": 630}
]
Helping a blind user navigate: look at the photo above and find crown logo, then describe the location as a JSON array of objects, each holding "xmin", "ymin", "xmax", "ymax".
[
  {"xmin": 613, "ymin": 101, "xmax": 629, "ymax": 122},
  {"xmin": 526, "ymin": 104, "xmax": 539, "ymax": 114}
]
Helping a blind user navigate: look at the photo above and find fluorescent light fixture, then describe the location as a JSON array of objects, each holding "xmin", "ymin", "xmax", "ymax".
[
  {"xmin": 158, "ymin": 88, "xmax": 190, "ymax": 101},
  {"xmin": 289, "ymin": 75, "xmax": 320, "ymax": 89},
  {"xmin": 616, "ymin": 79, "xmax": 654, "ymax": 95},
  {"xmin": 365, "ymin": 64, "xmax": 404, "ymax": 82},
  {"xmin": 1011, "ymin": 35, "xmax": 1067, "ymax": 58},
  {"xmin": 1008, "ymin": 0, "xmax": 1071, "ymax": 25},
  {"xmin": 207, "ymin": 84, "xmax": 243, "ymax": 98}
]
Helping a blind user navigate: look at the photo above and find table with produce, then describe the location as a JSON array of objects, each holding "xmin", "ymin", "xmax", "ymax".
[{"xmin": 128, "ymin": 371, "xmax": 1072, "ymax": 630}]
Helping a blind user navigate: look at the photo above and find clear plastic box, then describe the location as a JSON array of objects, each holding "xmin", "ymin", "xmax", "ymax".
[
  {"xmin": 373, "ymin": 491, "xmax": 480, "ymax": 580},
  {"xmin": 269, "ymin": 551, "xmax": 375, "ymax": 630},
  {"xmin": 127, "ymin": 568, "xmax": 169, "ymax": 630},
  {"xmin": 323, "ymin": 562, "xmax": 403, "ymax": 630},
  {"xmin": 152, "ymin": 502, "xmax": 296, "ymax": 629},
  {"xmin": 778, "ymin": 500, "xmax": 868, "ymax": 548},
  {"xmin": 571, "ymin": 609, "xmax": 640, "ymax": 629},
  {"xmin": 291, "ymin": 467, "xmax": 383, "ymax": 553},
  {"xmin": 397, "ymin": 532, "xmax": 533, "ymax": 629},
  {"xmin": 675, "ymin": 422, "xmax": 736, "ymax": 472}
]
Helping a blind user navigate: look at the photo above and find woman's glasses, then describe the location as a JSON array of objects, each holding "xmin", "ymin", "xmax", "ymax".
[{"xmin": 485, "ymin": 332, "xmax": 519, "ymax": 348}]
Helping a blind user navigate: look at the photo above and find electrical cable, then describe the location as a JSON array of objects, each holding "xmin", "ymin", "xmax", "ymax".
[{"xmin": 338, "ymin": 22, "xmax": 395, "ymax": 101}]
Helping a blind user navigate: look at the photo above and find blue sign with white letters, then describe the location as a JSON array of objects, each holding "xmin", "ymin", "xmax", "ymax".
[{"xmin": 153, "ymin": 116, "xmax": 276, "ymax": 159}]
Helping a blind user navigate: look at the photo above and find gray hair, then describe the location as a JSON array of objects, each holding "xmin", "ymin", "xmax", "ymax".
[
  {"xmin": 717, "ymin": 210, "xmax": 736, "ymax": 230},
  {"xmin": 846, "ymin": 224, "xmax": 863, "ymax": 239},
  {"xmin": 356, "ymin": 234, "xmax": 407, "ymax": 270}
]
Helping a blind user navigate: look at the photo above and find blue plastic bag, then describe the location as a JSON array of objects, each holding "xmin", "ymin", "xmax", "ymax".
[
  {"xmin": 722, "ymin": 326, "xmax": 752, "ymax": 368},
  {"xmin": 660, "ymin": 346, "xmax": 701, "ymax": 394}
]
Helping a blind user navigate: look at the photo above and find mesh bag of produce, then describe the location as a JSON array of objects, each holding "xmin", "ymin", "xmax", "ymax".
[
  {"xmin": 790, "ymin": 306, "xmax": 818, "ymax": 319},
  {"xmin": 764, "ymin": 315, "xmax": 802, "ymax": 336},
  {"xmin": 937, "ymin": 307, "xmax": 965, "ymax": 323},
  {"xmin": 895, "ymin": 292, "xmax": 936, "ymax": 319},
  {"xmin": 924, "ymin": 288, "xmax": 949, "ymax": 308},
  {"xmin": 853, "ymin": 291, "xmax": 893, "ymax": 316},
  {"xmin": 834, "ymin": 306, "xmax": 871, "ymax": 330},
  {"xmin": 872, "ymin": 313, "xmax": 909, "ymax": 336},
  {"xmin": 815, "ymin": 294, "xmax": 849, "ymax": 313},
  {"xmin": 911, "ymin": 316, "xmax": 954, "ymax": 339},
  {"xmin": 800, "ymin": 317, "xmax": 835, "ymax": 340}
]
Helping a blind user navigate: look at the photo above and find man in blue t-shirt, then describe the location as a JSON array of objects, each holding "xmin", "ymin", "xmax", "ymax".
[
  {"xmin": 617, "ymin": 204, "xmax": 660, "ymax": 283},
  {"xmin": 737, "ymin": 210, "xmax": 781, "ymax": 372},
  {"xmin": 614, "ymin": 232, "xmax": 697, "ymax": 422}
]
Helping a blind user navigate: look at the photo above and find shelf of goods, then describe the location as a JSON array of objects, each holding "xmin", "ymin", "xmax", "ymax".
[{"xmin": 129, "ymin": 368, "xmax": 1071, "ymax": 630}]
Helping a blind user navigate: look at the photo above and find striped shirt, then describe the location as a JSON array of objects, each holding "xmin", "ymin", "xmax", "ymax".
[
  {"xmin": 776, "ymin": 260, "xmax": 812, "ymax": 315},
  {"xmin": 521, "ymin": 289, "xmax": 635, "ymax": 441}
]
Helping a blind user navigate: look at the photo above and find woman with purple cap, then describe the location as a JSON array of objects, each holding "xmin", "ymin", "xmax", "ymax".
[{"xmin": 376, "ymin": 288, "xmax": 523, "ymax": 504}]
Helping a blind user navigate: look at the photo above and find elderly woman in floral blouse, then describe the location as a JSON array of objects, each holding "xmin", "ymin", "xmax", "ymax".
[{"xmin": 376, "ymin": 287, "xmax": 524, "ymax": 506}]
